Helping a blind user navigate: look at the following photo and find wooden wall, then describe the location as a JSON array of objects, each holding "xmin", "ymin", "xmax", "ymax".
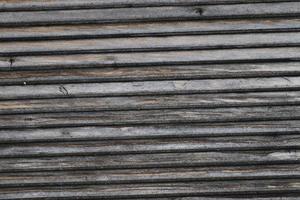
[{"xmin": 0, "ymin": 0, "xmax": 300, "ymax": 199}]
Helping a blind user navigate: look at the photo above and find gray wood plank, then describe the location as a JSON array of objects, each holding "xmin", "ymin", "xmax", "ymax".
[
  {"xmin": 0, "ymin": 135, "xmax": 299, "ymax": 158},
  {"xmin": 2, "ymin": 32, "xmax": 300, "ymax": 56},
  {"xmin": 1, "ymin": 120, "xmax": 300, "ymax": 144},
  {"xmin": 0, "ymin": 0, "xmax": 297, "ymax": 11},
  {"xmin": 1, "ymin": 18, "xmax": 300, "ymax": 42},
  {"xmin": 2, "ymin": 48, "xmax": 300, "ymax": 71},
  {"xmin": 1, "ymin": 164, "xmax": 299, "ymax": 187},
  {"xmin": 1, "ymin": 150, "xmax": 299, "ymax": 172},
  {"xmin": 1, "ymin": 91, "xmax": 300, "ymax": 115},
  {"xmin": 0, "ymin": 106, "xmax": 300, "ymax": 129},
  {"xmin": 1, "ymin": 62, "xmax": 300, "ymax": 86},
  {"xmin": 1, "ymin": 179, "xmax": 299, "ymax": 199},
  {"xmin": 1, "ymin": 2, "xmax": 300, "ymax": 27},
  {"xmin": 0, "ymin": 77, "xmax": 299, "ymax": 100}
]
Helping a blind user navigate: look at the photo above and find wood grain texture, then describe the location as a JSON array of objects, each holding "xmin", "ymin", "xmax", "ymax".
[
  {"xmin": 0, "ymin": 135, "xmax": 299, "ymax": 158},
  {"xmin": 1, "ymin": 91, "xmax": 300, "ymax": 114},
  {"xmin": 0, "ymin": 0, "xmax": 297, "ymax": 11},
  {"xmin": 2, "ymin": 32, "xmax": 300, "ymax": 56},
  {"xmin": 1, "ymin": 164, "xmax": 299, "ymax": 187},
  {"xmin": 0, "ymin": 62, "xmax": 300, "ymax": 85},
  {"xmin": 0, "ymin": 77, "xmax": 299, "ymax": 100},
  {"xmin": 1, "ymin": 18, "xmax": 300, "ymax": 42},
  {"xmin": 1, "ymin": 120, "xmax": 300, "ymax": 144},
  {"xmin": 1, "ymin": 179, "xmax": 300, "ymax": 199},
  {"xmin": 1, "ymin": 2, "xmax": 300, "ymax": 27},
  {"xmin": 2, "ymin": 47, "xmax": 300, "ymax": 71},
  {"xmin": 0, "ymin": 106, "xmax": 300, "ymax": 129},
  {"xmin": 1, "ymin": 150, "xmax": 299, "ymax": 172}
]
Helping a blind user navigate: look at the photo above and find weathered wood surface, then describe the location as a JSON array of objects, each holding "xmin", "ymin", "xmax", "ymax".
[
  {"xmin": 0, "ymin": 0, "xmax": 297, "ymax": 11},
  {"xmin": 1, "ymin": 150, "xmax": 299, "ymax": 172},
  {"xmin": 2, "ymin": 32, "xmax": 300, "ymax": 56},
  {"xmin": 1, "ymin": 0, "xmax": 300, "ymax": 199},
  {"xmin": 1, "ymin": 77, "xmax": 299, "ymax": 100},
  {"xmin": 1, "ymin": 106, "xmax": 300, "ymax": 129},
  {"xmin": 1, "ymin": 91, "xmax": 300, "ymax": 114},
  {"xmin": 1, "ymin": 2, "xmax": 300, "ymax": 27},
  {"xmin": 0, "ymin": 135, "xmax": 299, "ymax": 158},
  {"xmin": 2, "ymin": 47, "xmax": 300, "ymax": 70},
  {"xmin": 1, "ymin": 179, "xmax": 300, "ymax": 199},
  {"xmin": 1, "ymin": 164, "xmax": 299, "ymax": 187},
  {"xmin": 1, "ymin": 62, "xmax": 300, "ymax": 85},
  {"xmin": 1, "ymin": 19, "xmax": 300, "ymax": 42}
]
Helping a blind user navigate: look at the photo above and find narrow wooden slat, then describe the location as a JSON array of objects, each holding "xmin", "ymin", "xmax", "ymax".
[
  {"xmin": 0, "ymin": 77, "xmax": 299, "ymax": 100},
  {"xmin": 1, "ymin": 48, "xmax": 300, "ymax": 71},
  {"xmin": 1, "ymin": 19, "xmax": 300, "ymax": 42},
  {"xmin": 0, "ymin": 0, "xmax": 297, "ymax": 11},
  {"xmin": 1, "ymin": 164, "xmax": 299, "ymax": 188},
  {"xmin": 0, "ymin": 106, "xmax": 300, "ymax": 129},
  {"xmin": 2, "ymin": 32, "xmax": 300, "ymax": 56},
  {"xmin": 1, "ymin": 179, "xmax": 300, "ymax": 199},
  {"xmin": 1, "ymin": 2, "xmax": 300, "ymax": 27},
  {"xmin": 0, "ymin": 135, "xmax": 299, "ymax": 158},
  {"xmin": 1, "ymin": 150, "xmax": 299, "ymax": 172},
  {"xmin": 1, "ymin": 91, "xmax": 300, "ymax": 115},
  {"xmin": 1, "ymin": 120, "xmax": 300, "ymax": 144},
  {"xmin": 1, "ymin": 62, "xmax": 300, "ymax": 86}
]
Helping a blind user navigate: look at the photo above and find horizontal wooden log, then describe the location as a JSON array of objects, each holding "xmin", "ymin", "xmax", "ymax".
[
  {"xmin": 1, "ymin": 2, "xmax": 300, "ymax": 27},
  {"xmin": 1, "ymin": 62, "xmax": 300, "ymax": 86},
  {"xmin": 1, "ymin": 48, "xmax": 300, "ymax": 71},
  {"xmin": 1, "ymin": 19, "xmax": 300, "ymax": 42},
  {"xmin": 1, "ymin": 91, "xmax": 300, "ymax": 115},
  {"xmin": 0, "ymin": 77, "xmax": 300, "ymax": 100},
  {"xmin": 0, "ymin": 0, "xmax": 297, "ymax": 11},
  {"xmin": 1, "ymin": 179, "xmax": 300, "ymax": 199},
  {"xmin": 0, "ymin": 135, "xmax": 299, "ymax": 158},
  {"xmin": 2, "ymin": 32, "xmax": 300, "ymax": 56},
  {"xmin": 0, "ymin": 106, "xmax": 300, "ymax": 129},
  {"xmin": 1, "ymin": 120, "xmax": 300, "ymax": 144},
  {"xmin": 1, "ymin": 164, "xmax": 299, "ymax": 188},
  {"xmin": 1, "ymin": 150, "xmax": 299, "ymax": 172}
]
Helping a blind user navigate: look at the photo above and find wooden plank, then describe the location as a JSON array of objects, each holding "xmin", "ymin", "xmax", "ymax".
[
  {"xmin": 0, "ymin": 77, "xmax": 299, "ymax": 100},
  {"xmin": 0, "ymin": 135, "xmax": 299, "ymax": 158},
  {"xmin": 1, "ymin": 164, "xmax": 299, "ymax": 188},
  {"xmin": 1, "ymin": 150, "xmax": 299, "ymax": 172},
  {"xmin": 0, "ymin": 106, "xmax": 300, "ymax": 129},
  {"xmin": 1, "ymin": 48, "xmax": 300, "ymax": 71},
  {"xmin": 0, "ymin": 0, "xmax": 297, "ymax": 11},
  {"xmin": 1, "ymin": 18, "xmax": 300, "ymax": 42},
  {"xmin": 1, "ymin": 120, "xmax": 300, "ymax": 144},
  {"xmin": 1, "ymin": 2, "xmax": 300, "ymax": 27},
  {"xmin": 1, "ymin": 179, "xmax": 300, "ymax": 199},
  {"xmin": 1, "ymin": 91, "xmax": 300, "ymax": 115},
  {"xmin": 2, "ymin": 32, "xmax": 300, "ymax": 56},
  {"xmin": 1, "ymin": 62, "xmax": 300, "ymax": 86}
]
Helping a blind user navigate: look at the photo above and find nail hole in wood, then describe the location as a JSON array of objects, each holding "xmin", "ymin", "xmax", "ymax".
[{"xmin": 195, "ymin": 7, "xmax": 203, "ymax": 15}]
